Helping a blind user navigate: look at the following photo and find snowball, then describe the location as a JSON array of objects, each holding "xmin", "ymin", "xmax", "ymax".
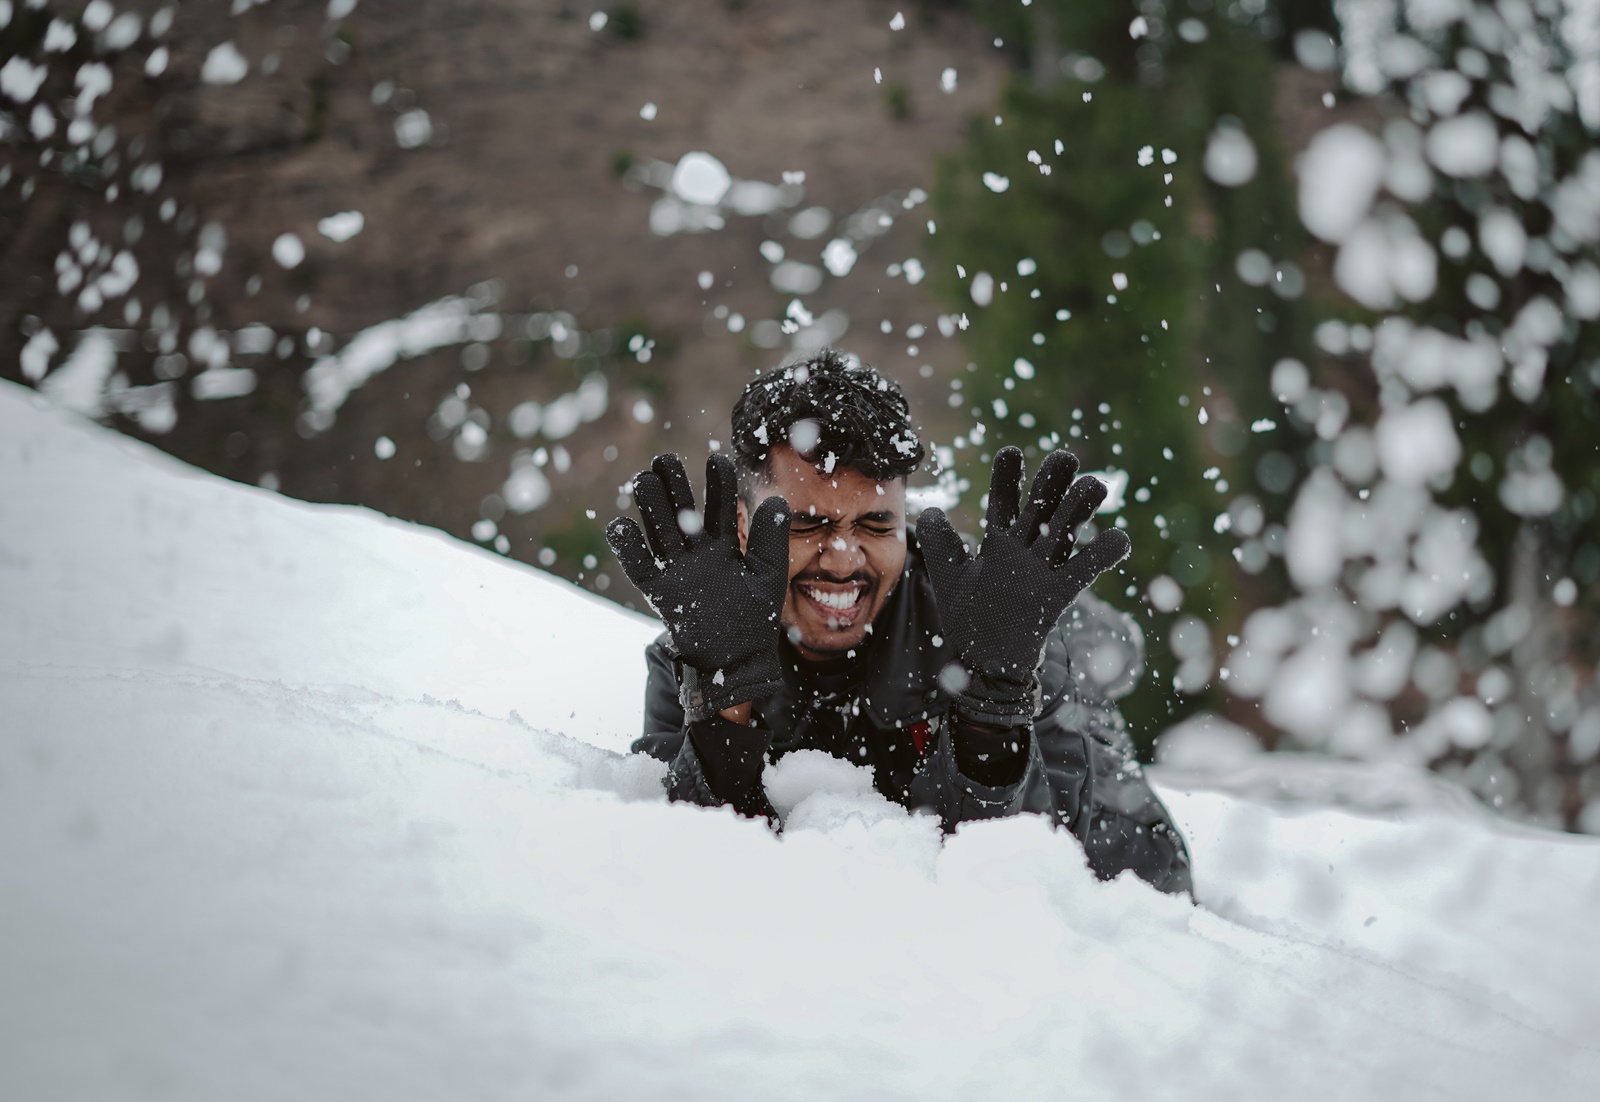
[
  {"xmin": 970, "ymin": 271, "xmax": 994, "ymax": 307},
  {"xmin": 1285, "ymin": 469, "xmax": 1346, "ymax": 589},
  {"xmin": 0, "ymin": 56, "xmax": 46, "ymax": 103},
  {"xmin": 821, "ymin": 238, "xmax": 857, "ymax": 277},
  {"xmin": 1499, "ymin": 135, "xmax": 1539, "ymax": 200},
  {"xmin": 1426, "ymin": 112, "xmax": 1497, "ymax": 177},
  {"xmin": 20, "ymin": 328, "xmax": 59, "ymax": 382},
  {"xmin": 1271, "ymin": 358, "xmax": 1310, "ymax": 402},
  {"xmin": 670, "ymin": 151, "xmax": 732, "ymax": 207},
  {"xmin": 1298, "ymin": 125, "xmax": 1387, "ymax": 243},
  {"xmin": 788, "ymin": 207, "xmax": 832, "ymax": 239},
  {"xmin": 982, "ymin": 172, "xmax": 1010, "ymax": 193},
  {"xmin": 1293, "ymin": 29, "xmax": 1338, "ymax": 71},
  {"xmin": 1375, "ymin": 399, "xmax": 1460, "ymax": 485},
  {"xmin": 1421, "ymin": 70, "xmax": 1471, "ymax": 116},
  {"xmin": 1156, "ymin": 714, "xmax": 1261, "ymax": 769},
  {"xmin": 1334, "ymin": 215, "xmax": 1436, "ymax": 309},
  {"xmin": 43, "ymin": 19, "xmax": 76, "ymax": 53},
  {"xmin": 502, "ymin": 459, "xmax": 551, "ymax": 513},
  {"xmin": 724, "ymin": 180, "xmax": 785, "ymax": 216},
  {"xmin": 1147, "ymin": 574, "xmax": 1183, "ymax": 612},
  {"xmin": 789, "ymin": 418, "xmax": 821, "ymax": 456},
  {"xmin": 74, "ymin": 62, "xmax": 113, "ymax": 114},
  {"xmin": 1203, "ymin": 125, "xmax": 1257, "ymax": 187},
  {"xmin": 201, "ymin": 43, "xmax": 249, "ymax": 86},
  {"xmin": 317, "ymin": 211, "xmax": 365, "ymax": 243},
  {"xmin": 1263, "ymin": 642, "xmax": 1350, "ymax": 744},
  {"xmin": 1564, "ymin": 262, "xmax": 1600, "ymax": 319},
  {"xmin": 1478, "ymin": 207, "xmax": 1526, "ymax": 276},
  {"xmin": 768, "ymin": 257, "xmax": 819, "ymax": 292},
  {"xmin": 105, "ymin": 12, "xmax": 142, "ymax": 51},
  {"xmin": 272, "ymin": 233, "xmax": 306, "ymax": 269},
  {"xmin": 394, "ymin": 109, "xmax": 433, "ymax": 149},
  {"xmin": 1236, "ymin": 249, "xmax": 1272, "ymax": 285},
  {"xmin": 762, "ymin": 749, "xmax": 877, "ymax": 820}
]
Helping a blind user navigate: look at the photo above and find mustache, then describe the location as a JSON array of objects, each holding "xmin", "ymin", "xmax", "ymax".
[{"xmin": 792, "ymin": 570, "xmax": 874, "ymax": 587}]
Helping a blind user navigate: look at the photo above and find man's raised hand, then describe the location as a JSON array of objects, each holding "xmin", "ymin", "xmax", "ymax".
[
  {"xmin": 606, "ymin": 453, "xmax": 791, "ymax": 714},
  {"xmin": 915, "ymin": 447, "xmax": 1131, "ymax": 725}
]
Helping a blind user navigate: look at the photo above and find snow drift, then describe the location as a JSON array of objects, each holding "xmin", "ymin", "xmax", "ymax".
[{"xmin": 1, "ymin": 380, "xmax": 1596, "ymax": 1101}]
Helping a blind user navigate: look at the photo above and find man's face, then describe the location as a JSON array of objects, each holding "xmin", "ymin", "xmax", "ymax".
[{"xmin": 737, "ymin": 444, "xmax": 908, "ymax": 663}]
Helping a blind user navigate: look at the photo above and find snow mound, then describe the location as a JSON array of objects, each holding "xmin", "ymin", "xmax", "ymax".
[{"xmin": 1, "ymin": 381, "xmax": 1597, "ymax": 1101}]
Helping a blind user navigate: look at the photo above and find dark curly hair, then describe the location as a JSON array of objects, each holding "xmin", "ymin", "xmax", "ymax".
[{"xmin": 729, "ymin": 348, "xmax": 925, "ymax": 499}]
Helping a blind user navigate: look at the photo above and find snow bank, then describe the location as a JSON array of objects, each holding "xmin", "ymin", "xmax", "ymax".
[
  {"xmin": 0, "ymin": 382, "xmax": 657, "ymax": 752},
  {"xmin": 1, "ymin": 381, "xmax": 1597, "ymax": 1100}
]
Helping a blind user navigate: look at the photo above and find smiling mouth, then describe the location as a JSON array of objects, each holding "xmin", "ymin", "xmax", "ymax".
[
  {"xmin": 803, "ymin": 585, "xmax": 864, "ymax": 610},
  {"xmin": 795, "ymin": 580, "xmax": 870, "ymax": 626}
]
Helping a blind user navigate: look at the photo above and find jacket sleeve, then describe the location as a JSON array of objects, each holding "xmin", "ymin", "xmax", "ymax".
[
  {"xmin": 907, "ymin": 714, "xmax": 1052, "ymax": 832},
  {"xmin": 1036, "ymin": 594, "xmax": 1192, "ymax": 896},
  {"xmin": 634, "ymin": 634, "xmax": 775, "ymax": 818}
]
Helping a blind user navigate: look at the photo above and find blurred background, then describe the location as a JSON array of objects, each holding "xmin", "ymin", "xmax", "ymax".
[{"xmin": 5, "ymin": 0, "xmax": 1599, "ymax": 833}]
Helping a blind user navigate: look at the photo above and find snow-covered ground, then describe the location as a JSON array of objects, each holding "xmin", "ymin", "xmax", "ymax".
[{"xmin": 2, "ymin": 378, "xmax": 1596, "ymax": 1101}]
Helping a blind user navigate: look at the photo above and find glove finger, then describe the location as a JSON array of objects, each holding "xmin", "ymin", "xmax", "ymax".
[
  {"xmin": 1046, "ymin": 475, "xmax": 1109, "ymax": 565},
  {"xmin": 1016, "ymin": 449, "xmax": 1080, "ymax": 548},
  {"xmin": 632, "ymin": 470, "xmax": 687, "ymax": 559},
  {"xmin": 703, "ymin": 453, "xmax": 739, "ymax": 543},
  {"xmin": 915, "ymin": 507, "xmax": 970, "ymax": 594},
  {"xmin": 1059, "ymin": 527, "xmax": 1131, "ymax": 591},
  {"xmin": 984, "ymin": 446, "xmax": 1025, "ymax": 534},
  {"xmin": 605, "ymin": 517, "xmax": 663, "ymax": 588},
  {"xmin": 651, "ymin": 453, "xmax": 698, "ymax": 515},
  {"xmin": 744, "ymin": 495, "xmax": 793, "ymax": 596}
]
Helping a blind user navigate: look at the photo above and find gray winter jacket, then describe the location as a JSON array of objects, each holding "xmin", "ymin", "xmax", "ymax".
[{"xmin": 633, "ymin": 539, "xmax": 1192, "ymax": 895}]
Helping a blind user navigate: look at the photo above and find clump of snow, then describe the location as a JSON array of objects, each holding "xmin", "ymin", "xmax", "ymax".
[
  {"xmin": 770, "ymin": 259, "xmax": 822, "ymax": 295},
  {"xmin": 821, "ymin": 238, "xmax": 857, "ymax": 277},
  {"xmin": 1426, "ymin": 111, "xmax": 1498, "ymax": 177},
  {"xmin": 1375, "ymin": 398, "xmax": 1460, "ymax": 486},
  {"xmin": 394, "ymin": 108, "xmax": 433, "ymax": 149},
  {"xmin": 201, "ymin": 43, "xmax": 249, "ymax": 86},
  {"xmin": 317, "ymin": 211, "xmax": 365, "ymax": 242},
  {"xmin": 1203, "ymin": 123, "xmax": 1257, "ymax": 186},
  {"xmin": 1333, "ymin": 213, "xmax": 1437, "ymax": 308},
  {"xmin": 271, "ymin": 232, "xmax": 306, "ymax": 269},
  {"xmin": 303, "ymin": 296, "xmax": 495, "ymax": 418},
  {"xmin": 38, "ymin": 330, "xmax": 117, "ymax": 416},
  {"xmin": 0, "ymin": 56, "xmax": 47, "ymax": 103},
  {"xmin": 20, "ymin": 328, "xmax": 58, "ymax": 381},
  {"xmin": 1298, "ymin": 124, "xmax": 1387, "ymax": 242},
  {"xmin": 671, "ymin": 151, "xmax": 733, "ymax": 206}
]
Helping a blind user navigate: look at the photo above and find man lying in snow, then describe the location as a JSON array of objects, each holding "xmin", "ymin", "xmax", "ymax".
[{"xmin": 607, "ymin": 349, "xmax": 1191, "ymax": 894}]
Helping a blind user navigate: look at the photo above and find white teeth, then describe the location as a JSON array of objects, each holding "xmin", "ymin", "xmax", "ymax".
[{"xmin": 805, "ymin": 586, "xmax": 862, "ymax": 611}]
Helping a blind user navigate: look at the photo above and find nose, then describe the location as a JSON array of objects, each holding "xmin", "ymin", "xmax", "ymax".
[{"xmin": 815, "ymin": 533, "xmax": 866, "ymax": 575}]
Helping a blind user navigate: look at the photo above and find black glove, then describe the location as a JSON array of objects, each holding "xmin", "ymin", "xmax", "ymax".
[
  {"xmin": 916, "ymin": 447, "xmax": 1131, "ymax": 725},
  {"xmin": 607, "ymin": 453, "xmax": 792, "ymax": 715}
]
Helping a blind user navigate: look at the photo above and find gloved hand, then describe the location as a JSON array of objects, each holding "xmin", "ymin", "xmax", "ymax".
[
  {"xmin": 916, "ymin": 447, "xmax": 1131, "ymax": 725},
  {"xmin": 606, "ymin": 453, "xmax": 792, "ymax": 714}
]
